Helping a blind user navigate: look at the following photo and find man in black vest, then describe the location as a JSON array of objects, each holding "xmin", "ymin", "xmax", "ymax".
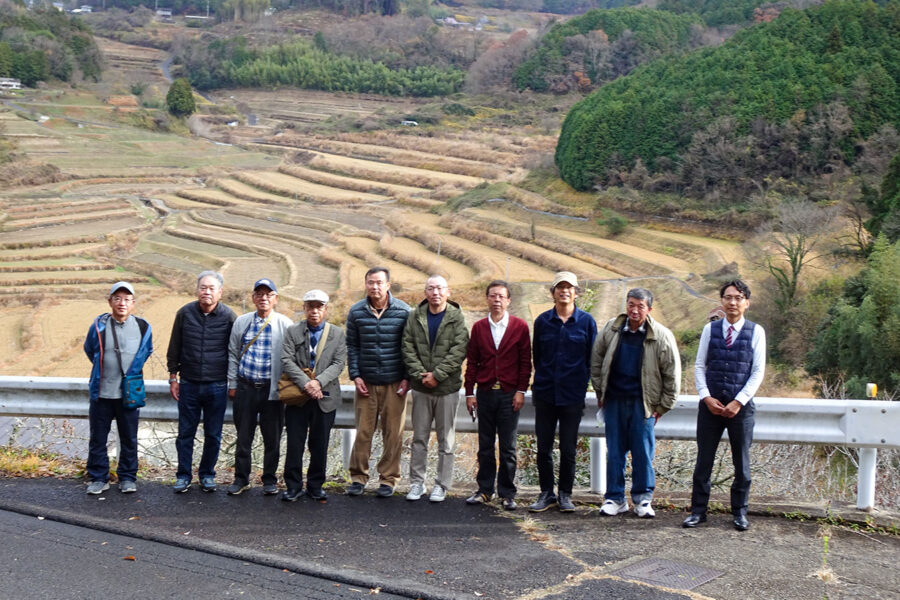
[
  {"xmin": 684, "ymin": 279, "xmax": 766, "ymax": 531},
  {"xmin": 167, "ymin": 271, "xmax": 236, "ymax": 493}
]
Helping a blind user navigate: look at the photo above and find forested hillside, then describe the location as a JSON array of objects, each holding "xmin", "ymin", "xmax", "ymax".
[
  {"xmin": 176, "ymin": 36, "xmax": 464, "ymax": 95},
  {"xmin": 0, "ymin": 1, "xmax": 103, "ymax": 85},
  {"xmin": 555, "ymin": 0, "xmax": 900, "ymax": 195},
  {"xmin": 514, "ymin": 7, "xmax": 702, "ymax": 92}
]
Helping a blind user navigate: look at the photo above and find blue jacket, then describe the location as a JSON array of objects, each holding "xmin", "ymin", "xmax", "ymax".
[
  {"xmin": 84, "ymin": 313, "xmax": 153, "ymax": 402},
  {"xmin": 532, "ymin": 306, "xmax": 597, "ymax": 406}
]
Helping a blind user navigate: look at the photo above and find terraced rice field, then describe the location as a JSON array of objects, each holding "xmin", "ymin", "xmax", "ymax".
[{"xmin": 1, "ymin": 59, "xmax": 743, "ymax": 377}]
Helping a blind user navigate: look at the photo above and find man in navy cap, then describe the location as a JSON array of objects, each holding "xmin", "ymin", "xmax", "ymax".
[
  {"xmin": 83, "ymin": 282, "xmax": 153, "ymax": 494},
  {"xmin": 226, "ymin": 278, "xmax": 293, "ymax": 495}
]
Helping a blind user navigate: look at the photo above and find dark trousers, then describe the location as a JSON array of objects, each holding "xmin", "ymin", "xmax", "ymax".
[
  {"xmin": 534, "ymin": 399, "xmax": 583, "ymax": 494},
  {"xmin": 691, "ymin": 400, "xmax": 755, "ymax": 516},
  {"xmin": 475, "ymin": 388, "xmax": 520, "ymax": 499},
  {"xmin": 87, "ymin": 397, "xmax": 139, "ymax": 483},
  {"xmin": 176, "ymin": 380, "xmax": 228, "ymax": 480},
  {"xmin": 232, "ymin": 379, "xmax": 284, "ymax": 486},
  {"xmin": 283, "ymin": 401, "xmax": 335, "ymax": 493}
]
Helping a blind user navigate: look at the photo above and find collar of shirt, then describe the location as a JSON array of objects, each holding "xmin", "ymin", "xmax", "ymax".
[
  {"xmin": 489, "ymin": 311, "xmax": 509, "ymax": 330},
  {"xmin": 622, "ymin": 320, "xmax": 646, "ymax": 333},
  {"xmin": 308, "ymin": 322, "xmax": 324, "ymax": 333},
  {"xmin": 724, "ymin": 317, "xmax": 745, "ymax": 336}
]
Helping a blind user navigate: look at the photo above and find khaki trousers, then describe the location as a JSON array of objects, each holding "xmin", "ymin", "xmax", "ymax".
[
  {"xmin": 349, "ymin": 382, "xmax": 408, "ymax": 486},
  {"xmin": 409, "ymin": 390, "xmax": 461, "ymax": 490}
]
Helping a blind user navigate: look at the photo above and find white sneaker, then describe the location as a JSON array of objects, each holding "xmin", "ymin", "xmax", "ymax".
[
  {"xmin": 599, "ymin": 499, "xmax": 629, "ymax": 516},
  {"xmin": 429, "ymin": 484, "xmax": 447, "ymax": 502},
  {"xmin": 634, "ymin": 500, "xmax": 655, "ymax": 518},
  {"xmin": 406, "ymin": 482, "xmax": 427, "ymax": 501}
]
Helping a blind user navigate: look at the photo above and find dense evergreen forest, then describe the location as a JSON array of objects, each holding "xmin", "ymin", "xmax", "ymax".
[
  {"xmin": 0, "ymin": 1, "xmax": 103, "ymax": 85},
  {"xmin": 176, "ymin": 36, "xmax": 464, "ymax": 95},
  {"xmin": 555, "ymin": 1, "xmax": 900, "ymax": 195},
  {"xmin": 514, "ymin": 7, "xmax": 703, "ymax": 92}
]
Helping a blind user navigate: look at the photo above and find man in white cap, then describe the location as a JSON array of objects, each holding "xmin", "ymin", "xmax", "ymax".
[
  {"xmin": 83, "ymin": 282, "xmax": 153, "ymax": 494},
  {"xmin": 529, "ymin": 271, "xmax": 597, "ymax": 513},
  {"xmin": 226, "ymin": 278, "xmax": 293, "ymax": 496},
  {"xmin": 281, "ymin": 289, "xmax": 347, "ymax": 502}
]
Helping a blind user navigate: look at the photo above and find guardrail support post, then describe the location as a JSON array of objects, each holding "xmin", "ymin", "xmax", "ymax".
[
  {"xmin": 856, "ymin": 447, "xmax": 877, "ymax": 511},
  {"xmin": 342, "ymin": 429, "xmax": 356, "ymax": 472},
  {"xmin": 590, "ymin": 436, "xmax": 606, "ymax": 496}
]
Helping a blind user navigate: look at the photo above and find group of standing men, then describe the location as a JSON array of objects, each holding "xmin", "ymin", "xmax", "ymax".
[{"xmin": 84, "ymin": 268, "xmax": 765, "ymax": 530}]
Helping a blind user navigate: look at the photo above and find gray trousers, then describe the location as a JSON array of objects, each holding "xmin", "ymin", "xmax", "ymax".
[{"xmin": 409, "ymin": 390, "xmax": 461, "ymax": 490}]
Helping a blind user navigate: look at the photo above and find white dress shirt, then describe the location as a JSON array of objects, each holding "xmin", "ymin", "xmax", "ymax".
[
  {"xmin": 489, "ymin": 311, "xmax": 509, "ymax": 350},
  {"xmin": 694, "ymin": 316, "xmax": 766, "ymax": 405}
]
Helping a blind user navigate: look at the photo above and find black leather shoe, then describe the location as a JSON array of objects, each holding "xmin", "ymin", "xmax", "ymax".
[
  {"xmin": 733, "ymin": 515, "xmax": 750, "ymax": 531},
  {"xmin": 682, "ymin": 513, "xmax": 707, "ymax": 528},
  {"xmin": 528, "ymin": 490, "xmax": 557, "ymax": 512},
  {"xmin": 282, "ymin": 488, "xmax": 303, "ymax": 502},
  {"xmin": 346, "ymin": 482, "xmax": 364, "ymax": 496},
  {"xmin": 376, "ymin": 484, "xmax": 394, "ymax": 498},
  {"xmin": 308, "ymin": 488, "xmax": 328, "ymax": 503},
  {"xmin": 558, "ymin": 492, "xmax": 575, "ymax": 513}
]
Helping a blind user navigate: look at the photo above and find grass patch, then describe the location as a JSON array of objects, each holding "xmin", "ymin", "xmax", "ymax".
[{"xmin": 0, "ymin": 446, "xmax": 79, "ymax": 477}]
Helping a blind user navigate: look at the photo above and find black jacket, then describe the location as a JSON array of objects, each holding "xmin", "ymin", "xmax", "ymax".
[
  {"xmin": 166, "ymin": 301, "xmax": 236, "ymax": 383},
  {"xmin": 345, "ymin": 293, "xmax": 410, "ymax": 384}
]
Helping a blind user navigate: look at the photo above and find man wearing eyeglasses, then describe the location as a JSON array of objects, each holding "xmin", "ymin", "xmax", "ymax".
[
  {"xmin": 403, "ymin": 275, "xmax": 469, "ymax": 503},
  {"xmin": 684, "ymin": 279, "xmax": 766, "ymax": 531},
  {"xmin": 167, "ymin": 271, "xmax": 236, "ymax": 493},
  {"xmin": 225, "ymin": 278, "xmax": 293, "ymax": 496},
  {"xmin": 463, "ymin": 280, "xmax": 531, "ymax": 511},
  {"xmin": 83, "ymin": 282, "xmax": 153, "ymax": 495}
]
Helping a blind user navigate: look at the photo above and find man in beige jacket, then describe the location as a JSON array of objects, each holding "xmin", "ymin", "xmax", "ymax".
[{"xmin": 590, "ymin": 288, "xmax": 680, "ymax": 519}]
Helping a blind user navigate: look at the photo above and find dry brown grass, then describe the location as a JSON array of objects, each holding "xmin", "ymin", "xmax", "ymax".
[
  {"xmin": 233, "ymin": 171, "xmax": 387, "ymax": 205},
  {"xmin": 503, "ymin": 186, "xmax": 593, "ymax": 219},
  {"xmin": 442, "ymin": 217, "xmax": 611, "ymax": 279},
  {"xmin": 274, "ymin": 135, "xmax": 505, "ymax": 179},
  {"xmin": 442, "ymin": 214, "xmax": 664, "ymax": 278},
  {"xmin": 384, "ymin": 214, "xmax": 494, "ymax": 281},
  {"xmin": 278, "ymin": 163, "xmax": 427, "ymax": 197},
  {"xmin": 330, "ymin": 131, "xmax": 522, "ymax": 166},
  {"xmin": 3, "ymin": 199, "xmax": 125, "ymax": 218},
  {"xmin": 175, "ymin": 189, "xmax": 240, "ymax": 207},
  {"xmin": 308, "ymin": 154, "xmax": 473, "ymax": 189},
  {"xmin": 214, "ymin": 178, "xmax": 294, "ymax": 206},
  {"xmin": 0, "ymin": 264, "xmax": 112, "ymax": 273}
]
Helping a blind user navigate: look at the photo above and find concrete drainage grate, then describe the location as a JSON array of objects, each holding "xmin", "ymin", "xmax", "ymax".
[{"xmin": 612, "ymin": 558, "xmax": 722, "ymax": 590}]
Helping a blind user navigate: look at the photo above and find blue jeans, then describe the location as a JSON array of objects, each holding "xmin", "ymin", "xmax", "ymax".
[
  {"xmin": 176, "ymin": 380, "xmax": 228, "ymax": 481},
  {"xmin": 603, "ymin": 395, "xmax": 655, "ymax": 504},
  {"xmin": 87, "ymin": 397, "xmax": 139, "ymax": 483}
]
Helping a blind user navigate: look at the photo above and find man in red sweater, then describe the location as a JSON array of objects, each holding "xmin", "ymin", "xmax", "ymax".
[{"xmin": 464, "ymin": 280, "xmax": 532, "ymax": 510}]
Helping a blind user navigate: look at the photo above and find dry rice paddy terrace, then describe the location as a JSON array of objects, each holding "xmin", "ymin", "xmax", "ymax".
[{"xmin": 1, "ymin": 69, "xmax": 744, "ymax": 376}]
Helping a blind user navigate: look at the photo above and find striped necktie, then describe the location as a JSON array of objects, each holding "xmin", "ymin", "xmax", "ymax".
[{"xmin": 725, "ymin": 325, "xmax": 735, "ymax": 348}]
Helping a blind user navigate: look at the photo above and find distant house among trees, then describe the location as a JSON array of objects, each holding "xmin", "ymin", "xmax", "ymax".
[
  {"xmin": 156, "ymin": 8, "xmax": 173, "ymax": 21},
  {"xmin": 0, "ymin": 78, "xmax": 22, "ymax": 92}
]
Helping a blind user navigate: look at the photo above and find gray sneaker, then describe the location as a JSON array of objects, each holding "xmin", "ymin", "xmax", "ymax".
[
  {"xmin": 119, "ymin": 480, "xmax": 137, "ymax": 494},
  {"xmin": 86, "ymin": 481, "xmax": 109, "ymax": 495}
]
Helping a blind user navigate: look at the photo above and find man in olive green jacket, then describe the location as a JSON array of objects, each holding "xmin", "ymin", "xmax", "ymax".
[
  {"xmin": 590, "ymin": 288, "xmax": 681, "ymax": 519},
  {"xmin": 402, "ymin": 275, "xmax": 469, "ymax": 503}
]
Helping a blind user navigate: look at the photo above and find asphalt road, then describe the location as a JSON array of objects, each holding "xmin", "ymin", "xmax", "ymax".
[
  {"xmin": 0, "ymin": 508, "xmax": 406, "ymax": 600},
  {"xmin": 1, "ymin": 478, "xmax": 898, "ymax": 600}
]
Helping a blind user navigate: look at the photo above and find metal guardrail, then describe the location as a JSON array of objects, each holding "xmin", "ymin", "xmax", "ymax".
[{"xmin": 1, "ymin": 376, "xmax": 896, "ymax": 510}]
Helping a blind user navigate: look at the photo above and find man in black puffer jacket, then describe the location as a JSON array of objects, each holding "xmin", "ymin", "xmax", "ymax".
[
  {"xmin": 345, "ymin": 267, "xmax": 411, "ymax": 498},
  {"xmin": 167, "ymin": 271, "xmax": 236, "ymax": 494}
]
